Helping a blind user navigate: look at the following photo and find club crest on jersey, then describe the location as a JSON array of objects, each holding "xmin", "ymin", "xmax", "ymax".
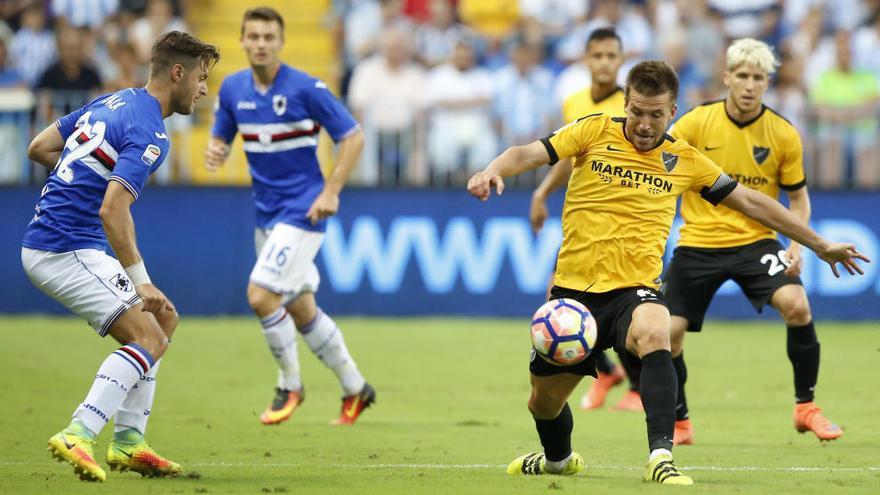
[
  {"xmin": 662, "ymin": 152, "xmax": 679, "ymax": 172},
  {"xmin": 141, "ymin": 144, "xmax": 161, "ymax": 166},
  {"xmin": 272, "ymin": 95, "xmax": 287, "ymax": 116},
  {"xmin": 753, "ymin": 146, "xmax": 770, "ymax": 164}
]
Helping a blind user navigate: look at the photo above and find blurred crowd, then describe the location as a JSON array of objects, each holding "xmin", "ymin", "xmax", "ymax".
[
  {"xmin": 334, "ymin": 0, "xmax": 880, "ymax": 189},
  {"xmin": 0, "ymin": 0, "xmax": 190, "ymax": 183},
  {"xmin": 1, "ymin": 0, "xmax": 878, "ymax": 190}
]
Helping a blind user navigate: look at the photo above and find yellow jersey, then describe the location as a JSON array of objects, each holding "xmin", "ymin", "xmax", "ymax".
[
  {"xmin": 542, "ymin": 114, "xmax": 734, "ymax": 293},
  {"xmin": 562, "ymin": 86, "xmax": 625, "ymax": 123},
  {"xmin": 670, "ymin": 100, "xmax": 806, "ymax": 248}
]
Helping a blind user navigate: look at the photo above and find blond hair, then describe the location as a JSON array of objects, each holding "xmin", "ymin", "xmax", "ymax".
[{"xmin": 726, "ymin": 38, "xmax": 778, "ymax": 74}]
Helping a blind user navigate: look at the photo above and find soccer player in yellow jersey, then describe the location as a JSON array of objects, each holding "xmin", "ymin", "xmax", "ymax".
[
  {"xmin": 468, "ymin": 60, "xmax": 868, "ymax": 485},
  {"xmin": 531, "ymin": 28, "xmax": 641, "ymax": 413},
  {"xmin": 664, "ymin": 39, "xmax": 844, "ymax": 445}
]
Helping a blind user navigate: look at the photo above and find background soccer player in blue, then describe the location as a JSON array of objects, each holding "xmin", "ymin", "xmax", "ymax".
[
  {"xmin": 205, "ymin": 7, "xmax": 373, "ymax": 426},
  {"xmin": 22, "ymin": 31, "xmax": 219, "ymax": 482}
]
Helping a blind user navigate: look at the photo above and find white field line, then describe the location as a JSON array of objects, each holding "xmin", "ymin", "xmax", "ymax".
[{"xmin": 4, "ymin": 460, "xmax": 878, "ymax": 473}]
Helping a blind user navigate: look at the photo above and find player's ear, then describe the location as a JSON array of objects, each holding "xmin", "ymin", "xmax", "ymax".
[
  {"xmin": 170, "ymin": 63, "xmax": 184, "ymax": 83},
  {"xmin": 670, "ymin": 102, "xmax": 678, "ymax": 121}
]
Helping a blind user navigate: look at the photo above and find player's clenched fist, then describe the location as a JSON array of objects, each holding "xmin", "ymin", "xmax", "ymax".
[
  {"xmin": 136, "ymin": 283, "xmax": 172, "ymax": 314},
  {"xmin": 204, "ymin": 138, "xmax": 230, "ymax": 171},
  {"xmin": 467, "ymin": 170, "xmax": 505, "ymax": 201}
]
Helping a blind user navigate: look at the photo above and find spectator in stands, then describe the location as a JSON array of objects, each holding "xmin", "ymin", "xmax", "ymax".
[
  {"xmin": 9, "ymin": 3, "xmax": 56, "ymax": 87},
  {"xmin": 853, "ymin": 10, "xmax": 880, "ymax": 77},
  {"xmin": 555, "ymin": 0, "xmax": 652, "ymax": 67},
  {"xmin": 415, "ymin": 0, "xmax": 473, "ymax": 68},
  {"xmin": 810, "ymin": 30, "xmax": 880, "ymax": 188},
  {"xmin": 493, "ymin": 38, "xmax": 555, "ymax": 148},
  {"xmin": 519, "ymin": 0, "xmax": 588, "ymax": 49},
  {"xmin": 130, "ymin": 0, "xmax": 187, "ymax": 65},
  {"xmin": 343, "ymin": 0, "xmax": 411, "ymax": 71},
  {"xmin": 681, "ymin": 0, "xmax": 725, "ymax": 87},
  {"xmin": 35, "ymin": 25, "xmax": 102, "ymax": 117},
  {"xmin": 50, "ymin": 0, "xmax": 119, "ymax": 29},
  {"xmin": 658, "ymin": 29, "xmax": 706, "ymax": 116},
  {"xmin": 0, "ymin": 23, "xmax": 25, "ymax": 87},
  {"xmin": 103, "ymin": 43, "xmax": 146, "ymax": 92},
  {"xmin": 425, "ymin": 38, "xmax": 496, "ymax": 185},
  {"xmin": 349, "ymin": 28, "xmax": 426, "ymax": 185}
]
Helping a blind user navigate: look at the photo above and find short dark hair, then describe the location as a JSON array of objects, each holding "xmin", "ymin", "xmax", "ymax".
[
  {"xmin": 241, "ymin": 7, "xmax": 285, "ymax": 36},
  {"xmin": 625, "ymin": 60, "xmax": 679, "ymax": 102},
  {"xmin": 586, "ymin": 28, "xmax": 622, "ymax": 51},
  {"xmin": 150, "ymin": 31, "xmax": 220, "ymax": 77}
]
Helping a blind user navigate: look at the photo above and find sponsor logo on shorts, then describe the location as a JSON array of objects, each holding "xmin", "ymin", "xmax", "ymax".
[
  {"xmin": 110, "ymin": 273, "xmax": 133, "ymax": 292},
  {"xmin": 637, "ymin": 288, "xmax": 660, "ymax": 301}
]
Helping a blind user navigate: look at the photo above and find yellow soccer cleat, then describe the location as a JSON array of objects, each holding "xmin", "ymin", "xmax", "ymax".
[
  {"xmin": 644, "ymin": 453, "xmax": 693, "ymax": 485},
  {"xmin": 506, "ymin": 452, "xmax": 584, "ymax": 476},
  {"xmin": 47, "ymin": 430, "xmax": 106, "ymax": 482},
  {"xmin": 106, "ymin": 429, "xmax": 181, "ymax": 477}
]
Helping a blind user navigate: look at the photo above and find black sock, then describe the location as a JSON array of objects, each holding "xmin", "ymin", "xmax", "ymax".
[
  {"xmin": 620, "ymin": 352, "xmax": 641, "ymax": 391},
  {"xmin": 639, "ymin": 350, "xmax": 676, "ymax": 452},
  {"xmin": 787, "ymin": 321, "xmax": 820, "ymax": 403},
  {"xmin": 594, "ymin": 351, "xmax": 614, "ymax": 374},
  {"xmin": 672, "ymin": 353, "xmax": 689, "ymax": 421},
  {"xmin": 534, "ymin": 403, "xmax": 573, "ymax": 462}
]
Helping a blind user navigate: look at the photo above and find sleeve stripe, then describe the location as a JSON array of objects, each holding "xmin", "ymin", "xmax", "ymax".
[
  {"xmin": 779, "ymin": 179, "xmax": 807, "ymax": 191},
  {"xmin": 700, "ymin": 173, "xmax": 737, "ymax": 206},
  {"xmin": 540, "ymin": 137, "xmax": 559, "ymax": 166},
  {"xmin": 109, "ymin": 176, "xmax": 139, "ymax": 200}
]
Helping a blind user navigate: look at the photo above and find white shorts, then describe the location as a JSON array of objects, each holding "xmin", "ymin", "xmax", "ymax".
[
  {"xmin": 250, "ymin": 223, "xmax": 323, "ymax": 298},
  {"xmin": 21, "ymin": 247, "xmax": 142, "ymax": 336}
]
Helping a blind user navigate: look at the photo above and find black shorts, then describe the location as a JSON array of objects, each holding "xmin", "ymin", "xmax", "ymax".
[
  {"xmin": 529, "ymin": 285, "xmax": 666, "ymax": 378},
  {"xmin": 662, "ymin": 239, "xmax": 802, "ymax": 332}
]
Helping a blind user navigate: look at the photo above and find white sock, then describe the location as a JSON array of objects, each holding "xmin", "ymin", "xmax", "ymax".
[
  {"xmin": 74, "ymin": 344, "xmax": 154, "ymax": 435},
  {"xmin": 115, "ymin": 359, "xmax": 161, "ymax": 434},
  {"xmin": 544, "ymin": 452, "xmax": 573, "ymax": 473},
  {"xmin": 299, "ymin": 308, "xmax": 365, "ymax": 396},
  {"xmin": 261, "ymin": 308, "xmax": 302, "ymax": 391},
  {"xmin": 649, "ymin": 448, "xmax": 673, "ymax": 462}
]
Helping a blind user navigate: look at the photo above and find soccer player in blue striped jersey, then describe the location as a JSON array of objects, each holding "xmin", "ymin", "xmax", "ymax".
[
  {"xmin": 22, "ymin": 31, "xmax": 219, "ymax": 481},
  {"xmin": 206, "ymin": 7, "xmax": 374, "ymax": 426}
]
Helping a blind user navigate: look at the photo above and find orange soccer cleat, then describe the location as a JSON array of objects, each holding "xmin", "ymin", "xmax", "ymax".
[
  {"xmin": 673, "ymin": 419, "xmax": 694, "ymax": 446},
  {"xmin": 579, "ymin": 365, "xmax": 625, "ymax": 410},
  {"xmin": 613, "ymin": 390, "xmax": 644, "ymax": 412},
  {"xmin": 794, "ymin": 402, "xmax": 843, "ymax": 441},
  {"xmin": 332, "ymin": 383, "xmax": 376, "ymax": 425},
  {"xmin": 260, "ymin": 388, "xmax": 305, "ymax": 425}
]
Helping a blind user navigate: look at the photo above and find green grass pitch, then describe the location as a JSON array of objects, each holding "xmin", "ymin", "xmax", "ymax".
[{"xmin": 0, "ymin": 316, "xmax": 878, "ymax": 494}]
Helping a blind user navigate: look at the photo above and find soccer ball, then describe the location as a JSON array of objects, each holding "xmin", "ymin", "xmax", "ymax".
[{"xmin": 530, "ymin": 298, "xmax": 598, "ymax": 366}]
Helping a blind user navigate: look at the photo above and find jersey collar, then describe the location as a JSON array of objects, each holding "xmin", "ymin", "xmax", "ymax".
[
  {"xmin": 250, "ymin": 63, "xmax": 286, "ymax": 96},
  {"xmin": 591, "ymin": 86, "xmax": 623, "ymax": 105},
  {"xmin": 724, "ymin": 100, "xmax": 767, "ymax": 128}
]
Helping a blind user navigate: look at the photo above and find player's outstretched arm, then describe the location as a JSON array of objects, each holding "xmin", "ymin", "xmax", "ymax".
[
  {"xmin": 783, "ymin": 186, "xmax": 812, "ymax": 276},
  {"xmin": 204, "ymin": 136, "xmax": 231, "ymax": 171},
  {"xmin": 530, "ymin": 158, "xmax": 573, "ymax": 233},
  {"xmin": 306, "ymin": 127, "xmax": 365, "ymax": 224},
  {"xmin": 468, "ymin": 141, "xmax": 551, "ymax": 202},
  {"xmin": 720, "ymin": 184, "xmax": 870, "ymax": 277},
  {"xmin": 100, "ymin": 181, "xmax": 171, "ymax": 314},
  {"xmin": 27, "ymin": 123, "xmax": 65, "ymax": 170}
]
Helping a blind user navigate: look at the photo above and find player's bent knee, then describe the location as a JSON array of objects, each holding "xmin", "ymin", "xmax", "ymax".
[
  {"xmin": 246, "ymin": 283, "xmax": 281, "ymax": 317},
  {"xmin": 527, "ymin": 392, "xmax": 565, "ymax": 420},
  {"xmin": 109, "ymin": 308, "xmax": 169, "ymax": 359},
  {"xmin": 780, "ymin": 298, "xmax": 812, "ymax": 326},
  {"xmin": 630, "ymin": 325, "xmax": 670, "ymax": 357}
]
